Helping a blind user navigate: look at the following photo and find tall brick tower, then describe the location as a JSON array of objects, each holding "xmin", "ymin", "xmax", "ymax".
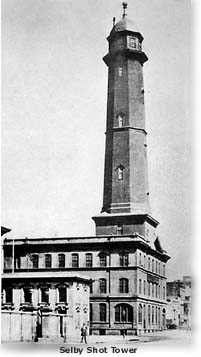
[{"xmin": 93, "ymin": 3, "xmax": 159, "ymax": 237}]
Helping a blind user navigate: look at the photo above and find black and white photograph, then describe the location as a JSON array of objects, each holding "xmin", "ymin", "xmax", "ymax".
[{"xmin": 1, "ymin": 0, "xmax": 196, "ymax": 354}]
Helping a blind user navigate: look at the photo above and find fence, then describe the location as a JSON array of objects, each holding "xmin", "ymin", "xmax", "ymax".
[{"xmin": 1, "ymin": 310, "xmax": 75, "ymax": 343}]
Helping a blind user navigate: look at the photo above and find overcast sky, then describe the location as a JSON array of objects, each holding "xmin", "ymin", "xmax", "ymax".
[{"xmin": 2, "ymin": 0, "xmax": 191, "ymax": 280}]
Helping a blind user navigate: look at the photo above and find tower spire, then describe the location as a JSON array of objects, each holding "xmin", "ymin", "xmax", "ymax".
[{"xmin": 122, "ymin": 2, "xmax": 128, "ymax": 18}]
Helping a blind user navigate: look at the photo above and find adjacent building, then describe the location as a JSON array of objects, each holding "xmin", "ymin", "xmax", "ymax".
[{"xmin": 166, "ymin": 276, "xmax": 192, "ymax": 329}]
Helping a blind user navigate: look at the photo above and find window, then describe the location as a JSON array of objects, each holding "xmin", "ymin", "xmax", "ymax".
[
  {"xmin": 155, "ymin": 307, "xmax": 158, "ymax": 324},
  {"xmin": 41, "ymin": 288, "xmax": 49, "ymax": 304},
  {"xmin": 58, "ymin": 287, "xmax": 67, "ymax": 302},
  {"xmin": 138, "ymin": 304, "xmax": 142, "ymax": 323},
  {"xmin": 148, "ymin": 305, "xmax": 151, "ymax": 325},
  {"xmin": 139, "ymin": 279, "xmax": 142, "ymax": 294},
  {"xmin": 100, "ymin": 303, "xmax": 107, "ymax": 322},
  {"xmin": 158, "ymin": 307, "xmax": 161, "ymax": 325},
  {"xmin": 5, "ymin": 288, "xmax": 13, "ymax": 303},
  {"xmin": 143, "ymin": 280, "xmax": 146, "ymax": 295},
  {"xmin": 32, "ymin": 254, "xmax": 39, "ymax": 269},
  {"xmin": 86, "ymin": 253, "xmax": 93, "ymax": 268},
  {"xmin": 152, "ymin": 259, "xmax": 154, "ymax": 272},
  {"xmin": 72, "ymin": 253, "xmax": 79, "ymax": 268},
  {"xmin": 148, "ymin": 257, "xmax": 150, "ymax": 270},
  {"xmin": 152, "ymin": 306, "xmax": 154, "ymax": 324},
  {"xmin": 58, "ymin": 254, "xmax": 65, "ymax": 268},
  {"xmin": 117, "ymin": 115, "xmax": 123, "ymax": 127},
  {"xmin": 156, "ymin": 261, "xmax": 158, "ymax": 274},
  {"xmin": 158, "ymin": 284, "xmax": 160, "ymax": 298},
  {"xmin": 158, "ymin": 262, "xmax": 161, "ymax": 274},
  {"xmin": 90, "ymin": 303, "xmax": 93, "ymax": 322},
  {"xmin": 99, "ymin": 254, "xmax": 107, "ymax": 267},
  {"xmin": 99, "ymin": 279, "xmax": 107, "ymax": 293},
  {"xmin": 90, "ymin": 282, "xmax": 93, "ymax": 294},
  {"xmin": 118, "ymin": 67, "xmax": 123, "ymax": 77},
  {"xmin": 129, "ymin": 36, "xmax": 137, "ymax": 49},
  {"xmin": 152, "ymin": 283, "xmax": 155, "ymax": 297},
  {"xmin": 15, "ymin": 257, "xmax": 21, "ymax": 269},
  {"xmin": 119, "ymin": 253, "xmax": 128, "ymax": 267},
  {"xmin": 163, "ymin": 264, "xmax": 165, "ymax": 276},
  {"xmin": 119, "ymin": 278, "xmax": 129, "ymax": 293},
  {"xmin": 117, "ymin": 224, "xmax": 123, "ymax": 235},
  {"xmin": 144, "ymin": 255, "xmax": 146, "ymax": 268},
  {"xmin": 45, "ymin": 254, "xmax": 52, "ymax": 268},
  {"xmin": 24, "ymin": 288, "xmax": 32, "ymax": 303},
  {"xmin": 148, "ymin": 281, "xmax": 150, "ymax": 296},
  {"xmin": 163, "ymin": 286, "xmax": 166, "ymax": 299},
  {"xmin": 117, "ymin": 166, "xmax": 124, "ymax": 180},
  {"xmin": 115, "ymin": 304, "xmax": 133, "ymax": 322}
]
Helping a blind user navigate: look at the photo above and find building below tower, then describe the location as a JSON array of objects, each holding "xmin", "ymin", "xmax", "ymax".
[{"xmin": 2, "ymin": 233, "xmax": 169, "ymax": 336}]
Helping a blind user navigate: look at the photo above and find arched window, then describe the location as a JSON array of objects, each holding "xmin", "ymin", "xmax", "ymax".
[
  {"xmin": 158, "ymin": 262, "xmax": 161, "ymax": 274},
  {"xmin": 58, "ymin": 254, "xmax": 65, "ymax": 268},
  {"xmin": 90, "ymin": 303, "xmax": 93, "ymax": 322},
  {"xmin": 15, "ymin": 257, "xmax": 21, "ymax": 269},
  {"xmin": 90, "ymin": 281, "xmax": 93, "ymax": 294},
  {"xmin": 72, "ymin": 253, "xmax": 79, "ymax": 268},
  {"xmin": 147, "ymin": 281, "xmax": 151, "ymax": 296},
  {"xmin": 152, "ymin": 306, "xmax": 154, "ymax": 324},
  {"xmin": 139, "ymin": 252, "xmax": 142, "ymax": 266},
  {"xmin": 115, "ymin": 304, "xmax": 133, "ymax": 323},
  {"xmin": 41, "ymin": 287, "xmax": 49, "ymax": 304},
  {"xmin": 119, "ymin": 278, "xmax": 129, "ymax": 293},
  {"xmin": 158, "ymin": 307, "xmax": 161, "ymax": 326},
  {"xmin": 32, "ymin": 254, "xmax": 39, "ymax": 269},
  {"xmin": 155, "ymin": 306, "xmax": 158, "ymax": 324},
  {"xmin": 144, "ymin": 255, "xmax": 146, "ymax": 268},
  {"xmin": 152, "ymin": 283, "xmax": 155, "ymax": 297},
  {"xmin": 24, "ymin": 288, "xmax": 32, "ymax": 303},
  {"xmin": 116, "ymin": 165, "xmax": 124, "ymax": 180},
  {"xmin": 148, "ymin": 305, "xmax": 151, "ymax": 325},
  {"xmin": 163, "ymin": 286, "xmax": 166, "ymax": 299},
  {"xmin": 156, "ymin": 261, "xmax": 158, "ymax": 274},
  {"xmin": 86, "ymin": 253, "xmax": 93, "ymax": 268},
  {"xmin": 45, "ymin": 254, "xmax": 52, "ymax": 268},
  {"xmin": 163, "ymin": 264, "xmax": 165, "ymax": 276},
  {"xmin": 58, "ymin": 287, "xmax": 67, "ymax": 302},
  {"xmin": 152, "ymin": 259, "xmax": 154, "ymax": 272},
  {"xmin": 99, "ymin": 303, "xmax": 107, "ymax": 322},
  {"xmin": 99, "ymin": 253, "xmax": 107, "ymax": 267},
  {"xmin": 162, "ymin": 308, "xmax": 166, "ymax": 328},
  {"xmin": 148, "ymin": 257, "xmax": 151, "ymax": 270},
  {"xmin": 143, "ymin": 280, "xmax": 146, "ymax": 295},
  {"xmin": 138, "ymin": 304, "xmax": 142, "ymax": 323},
  {"xmin": 119, "ymin": 253, "xmax": 128, "ymax": 267},
  {"xmin": 118, "ymin": 67, "xmax": 123, "ymax": 77},
  {"xmin": 5, "ymin": 288, "xmax": 13, "ymax": 303},
  {"xmin": 117, "ymin": 114, "xmax": 124, "ymax": 127},
  {"xmin": 139, "ymin": 279, "xmax": 142, "ymax": 294},
  {"xmin": 99, "ymin": 279, "xmax": 107, "ymax": 293}
]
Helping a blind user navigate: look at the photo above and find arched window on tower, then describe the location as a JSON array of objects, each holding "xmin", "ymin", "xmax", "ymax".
[
  {"xmin": 117, "ymin": 114, "xmax": 124, "ymax": 127},
  {"xmin": 116, "ymin": 165, "xmax": 124, "ymax": 181}
]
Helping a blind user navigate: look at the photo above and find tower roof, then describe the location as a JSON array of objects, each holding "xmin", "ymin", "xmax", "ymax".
[
  {"xmin": 109, "ymin": 2, "xmax": 142, "ymax": 40},
  {"xmin": 111, "ymin": 16, "xmax": 140, "ymax": 35}
]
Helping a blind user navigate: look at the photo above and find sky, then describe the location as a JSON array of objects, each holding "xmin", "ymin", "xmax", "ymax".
[{"xmin": 2, "ymin": 0, "xmax": 191, "ymax": 280}]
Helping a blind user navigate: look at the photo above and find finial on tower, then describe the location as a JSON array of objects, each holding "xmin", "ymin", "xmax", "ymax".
[{"xmin": 122, "ymin": 2, "xmax": 128, "ymax": 18}]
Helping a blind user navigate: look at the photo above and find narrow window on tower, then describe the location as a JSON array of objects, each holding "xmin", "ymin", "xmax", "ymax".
[
  {"xmin": 116, "ymin": 165, "xmax": 124, "ymax": 180},
  {"xmin": 118, "ymin": 67, "xmax": 123, "ymax": 77},
  {"xmin": 118, "ymin": 115, "xmax": 123, "ymax": 127}
]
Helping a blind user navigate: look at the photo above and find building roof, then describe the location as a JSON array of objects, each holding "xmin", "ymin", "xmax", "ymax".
[
  {"xmin": 2, "ymin": 271, "xmax": 91, "ymax": 283},
  {"xmin": 1, "ymin": 226, "xmax": 11, "ymax": 236}
]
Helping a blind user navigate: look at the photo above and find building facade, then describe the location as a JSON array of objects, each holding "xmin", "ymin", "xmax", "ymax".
[
  {"xmin": 2, "ymin": 4, "xmax": 170, "ymax": 337},
  {"xmin": 166, "ymin": 276, "xmax": 192, "ymax": 329}
]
